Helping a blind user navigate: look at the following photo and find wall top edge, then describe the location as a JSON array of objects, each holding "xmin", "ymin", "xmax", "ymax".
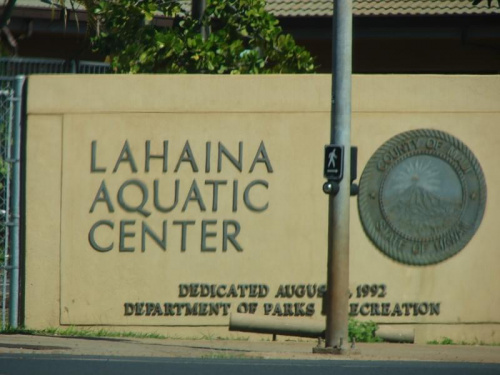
[{"xmin": 27, "ymin": 74, "xmax": 500, "ymax": 115}]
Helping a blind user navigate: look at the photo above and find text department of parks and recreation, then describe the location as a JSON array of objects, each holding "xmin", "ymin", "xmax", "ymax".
[{"xmin": 124, "ymin": 283, "xmax": 442, "ymax": 318}]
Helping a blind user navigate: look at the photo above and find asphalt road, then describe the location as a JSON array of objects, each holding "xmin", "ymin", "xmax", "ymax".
[{"xmin": 0, "ymin": 355, "xmax": 499, "ymax": 375}]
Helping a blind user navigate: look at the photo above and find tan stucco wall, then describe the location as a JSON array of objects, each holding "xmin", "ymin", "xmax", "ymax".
[{"xmin": 25, "ymin": 75, "xmax": 500, "ymax": 344}]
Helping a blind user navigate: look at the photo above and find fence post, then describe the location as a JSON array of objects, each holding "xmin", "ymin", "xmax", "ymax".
[{"xmin": 8, "ymin": 76, "xmax": 24, "ymax": 328}]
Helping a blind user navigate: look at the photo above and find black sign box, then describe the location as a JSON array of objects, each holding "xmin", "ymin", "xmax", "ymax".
[{"xmin": 324, "ymin": 144, "xmax": 344, "ymax": 181}]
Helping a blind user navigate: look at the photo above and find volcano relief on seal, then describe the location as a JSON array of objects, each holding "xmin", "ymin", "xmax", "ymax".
[{"xmin": 358, "ymin": 129, "xmax": 487, "ymax": 265}]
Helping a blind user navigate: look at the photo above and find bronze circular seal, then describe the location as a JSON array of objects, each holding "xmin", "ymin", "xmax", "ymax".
[{"xmin": 358, "ymin": 129, "xmax": 487, "ymax": 266}]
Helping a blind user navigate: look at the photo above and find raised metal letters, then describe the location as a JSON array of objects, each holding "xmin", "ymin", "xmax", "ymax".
[{"xmin": 358, "ymin": 129, "xmax": 487, "ymax": 265}]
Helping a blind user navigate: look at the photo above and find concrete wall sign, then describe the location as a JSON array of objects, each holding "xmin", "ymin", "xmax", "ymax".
[{"xmin": 24, "ymin": 75, "xmax": 500, "ymax": 344}]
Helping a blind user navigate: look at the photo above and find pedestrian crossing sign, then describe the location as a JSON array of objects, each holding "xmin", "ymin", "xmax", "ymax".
[{"xmin": 324, "ymin": 144, "xmax": 344, "ymax": 181}]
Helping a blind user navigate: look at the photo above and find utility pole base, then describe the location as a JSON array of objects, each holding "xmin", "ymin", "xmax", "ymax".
[
  {"xmin": 312, "ymin": 339, "xmax": 360, "ymax": 355},
  {"xmin": 312, "ymin": 346, "xmax": 360, "ymax": 355},
  {"xmin": 312, "ymin": 346, "xmax": 345, "ymax": 355}
]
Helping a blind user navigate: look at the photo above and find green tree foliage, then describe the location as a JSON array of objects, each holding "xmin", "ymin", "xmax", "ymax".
[{"xmin": 87, "ymin": 0, "xmax": 316, "ymax": 74}]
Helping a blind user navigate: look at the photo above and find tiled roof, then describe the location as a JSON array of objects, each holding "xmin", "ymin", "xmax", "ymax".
[
  {"xmin": 9, "ymin": 0, "xmax": 500, "ymax": 17},
  {"xmin": 266, "ymin": 0, "xmax": 500, "ymax": 17},
  {"xmin": 8, "ymin": 0, "xmax": 86, "ymax": 11}
]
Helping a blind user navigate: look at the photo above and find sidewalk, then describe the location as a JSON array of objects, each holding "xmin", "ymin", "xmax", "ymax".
[{"xmin": 0, "ymin": 334, "xmax": 499, "ymax": 363}]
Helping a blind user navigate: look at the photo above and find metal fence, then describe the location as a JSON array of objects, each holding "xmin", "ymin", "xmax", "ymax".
[
  {"xmin": 0, "ymin": 57, "xmax": 110, "ymax": 330},
  {"xmin": 0, "ymin": 57, "xmax": 111, "ymax": 330},
  {"xmin": 0, "ymin": 57, "xmax": 111, "ymax": 76},
  {"xmin": 0, "ymin": 77, "xmax": 23, "ymax": 330}
]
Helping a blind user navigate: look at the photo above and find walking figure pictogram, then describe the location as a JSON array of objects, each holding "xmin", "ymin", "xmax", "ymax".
[{"xmin": 328, "ymin": 149, "xmax": 337, "ymax": 168}]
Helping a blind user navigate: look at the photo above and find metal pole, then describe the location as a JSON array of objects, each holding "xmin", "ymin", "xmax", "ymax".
[
  {"xmin": 325, "ymin": 0, "xmax": 352, "ymax": 351},
  {"xmin": 1, "ymin": 81, "xmax": 14, "ymax": 330},
  {"xmin": 191, "ymin": 0, "xmax": 209, "ymax": 41},
  {"xmin": 8, "ymin": 76, "xmax": 24, "ymax": 328},
  {"xmin": 229, "ymin": 314, "xmax": 325, "ymax": 338}
]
